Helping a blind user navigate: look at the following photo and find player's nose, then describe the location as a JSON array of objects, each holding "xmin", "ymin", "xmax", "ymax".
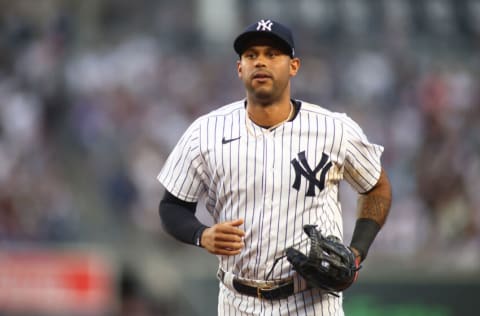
[{"xmin": 254, "ymin": 55, "xmax": 267, "ymax": 67}]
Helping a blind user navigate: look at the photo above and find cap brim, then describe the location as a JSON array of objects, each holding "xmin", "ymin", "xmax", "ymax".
[{"xmin": 234, "ymin": 31, "xmax": 293, "ymax": 57}]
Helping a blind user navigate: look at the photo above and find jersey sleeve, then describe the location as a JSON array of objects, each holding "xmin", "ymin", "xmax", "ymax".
[
  {"xmin": 157, "ymin": 119, "xmax": 206, "ymax": 202},
  {"xmin": 342, "ymin": 115, "xmax": 384, "ymax": 193}
]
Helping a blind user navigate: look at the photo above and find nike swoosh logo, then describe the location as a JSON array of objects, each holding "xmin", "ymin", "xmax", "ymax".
[{"xmin": 222, "ymin": 136, "xmax": 241, "ymax": 144}]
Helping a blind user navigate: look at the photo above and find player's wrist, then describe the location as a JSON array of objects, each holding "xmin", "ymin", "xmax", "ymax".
[
  {"xmin": 349, "ymin": 247, "xmax": 362, "ymax": 261},
  {"xmin": 194, "ymin": 225, "xmax": 209, "ymax": 248},
  {"xmin": 349, "ymin": 218, "xmax": 381, "ymax": 262}
]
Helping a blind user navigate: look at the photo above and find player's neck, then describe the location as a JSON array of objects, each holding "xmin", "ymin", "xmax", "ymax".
[{"xmin": 246, "ymin": 99, "xmax": 293, "ymax": 129}]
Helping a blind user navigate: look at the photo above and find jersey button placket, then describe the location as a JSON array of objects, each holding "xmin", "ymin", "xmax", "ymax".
[{"xmin": 264, "ymin": 134, "xmax": 275, "ymax": 209}]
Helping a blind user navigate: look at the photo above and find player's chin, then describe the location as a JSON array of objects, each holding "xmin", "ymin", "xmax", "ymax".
[
  {"xmin": 251, "ymin": 81, "xmax": 273, "ymax": 90},
  {"xmin": 251, "ymin": 89, "xmax": 275, "ymax": 102}
]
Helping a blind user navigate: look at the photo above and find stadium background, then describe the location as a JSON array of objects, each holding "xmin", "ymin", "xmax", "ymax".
[{"xmin": 0, "ymin": 0, "xmax": 479, "ymax": 315}]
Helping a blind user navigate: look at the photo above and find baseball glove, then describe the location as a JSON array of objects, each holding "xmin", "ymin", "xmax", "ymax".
[{"xmin": 286, "ymin": 225, "xmax": 361, "ymax": 294}]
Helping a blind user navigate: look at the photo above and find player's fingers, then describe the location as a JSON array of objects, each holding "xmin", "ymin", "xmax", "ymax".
[
  {"xmin": 214, "ymin": 232, "xmax": 244, "ymax": 242},
  {"xmin": 226, "ymin": 218, "xmax": 244, "ymax": 227},
  {"xmin": 215, "ymin": 223, "xmax": 245, "ymax": 237},
  {"xmin": 213, "ymin": 241, "xmax": 244, "ymax": 250},
  {"xmin": 210, "ymin": 248, "xmax": 243, "ymax": 256}
]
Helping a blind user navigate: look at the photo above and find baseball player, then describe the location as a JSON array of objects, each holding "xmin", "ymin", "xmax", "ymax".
[{"xmin": 157, "ymin": 19, "xmax": 392, "ymax": 315}]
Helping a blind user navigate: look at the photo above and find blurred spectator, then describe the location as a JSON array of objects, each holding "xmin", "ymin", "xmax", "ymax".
[
  {"xmin": 119, "ymin": 265, "xmax": 179, "ymax": 316},
  {"xmin": 415, "ymin": 69, "xmax": 478, "ymax": 248}
]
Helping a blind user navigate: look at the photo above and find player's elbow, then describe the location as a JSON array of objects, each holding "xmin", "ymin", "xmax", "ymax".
[
  {"xmin": 358, "ymin": 168, "xmax": 392, "ymax": 227},
  {"xmin": 375, "ymin": 168, "xmax": 392, "ymax": 196}
]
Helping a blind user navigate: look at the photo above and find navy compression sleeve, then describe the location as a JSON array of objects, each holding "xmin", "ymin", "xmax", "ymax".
[{"xmin": 159, "ymin": 190, "xmax": 208, "ymax": 246}]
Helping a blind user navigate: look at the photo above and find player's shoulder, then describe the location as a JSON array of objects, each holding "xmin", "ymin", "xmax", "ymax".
[
  {"xmin": 177, "ymin": 100, "xmax": 244, "ymax": 145},
  {"xmin": 193, "ymin": 100, "xmax": 244, "ymax": 124},
  {"xmin": 208, "ymin": 100, "xmax": 245, "ymax": 117},
  {"xmin": 299, "ymin": 100, "xmax": 350, "ymax": 121},
  {"xmin": 298, "ymin": 100, "xmax": 364, "ymax": 132}
]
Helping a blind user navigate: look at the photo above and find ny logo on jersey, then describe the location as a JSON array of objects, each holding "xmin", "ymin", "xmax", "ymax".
[
  {"xmin": 291, "ymin": 151, "xmax": 332, "ymax": 197},
  {"xmin": 257, "ymin": 19, "xmax": 273, "ymax": 31}
]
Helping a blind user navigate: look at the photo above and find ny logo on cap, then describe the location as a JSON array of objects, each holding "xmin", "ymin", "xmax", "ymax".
[{"xmin": 256, "ymin": 19, "xmax": 273, "ymax": 31}]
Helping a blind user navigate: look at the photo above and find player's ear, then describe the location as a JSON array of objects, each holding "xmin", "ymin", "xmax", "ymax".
[
  {"xmin": 236, "ymin": 59, "xmax": 242, "ymax": 78},
  {"xmin": 289, "ymin": 57, "xmax": 300, "ymax": 77}
]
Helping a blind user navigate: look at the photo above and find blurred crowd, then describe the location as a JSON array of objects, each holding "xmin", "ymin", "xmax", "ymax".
[{"xmin": 1, "ymin": 0, "xmax": 479, "ymax": 273}]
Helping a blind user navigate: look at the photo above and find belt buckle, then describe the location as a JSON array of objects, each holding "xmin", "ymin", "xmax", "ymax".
[{"xmin": 257, "ymin": 284, "xmax": 275, "ymax": 299}]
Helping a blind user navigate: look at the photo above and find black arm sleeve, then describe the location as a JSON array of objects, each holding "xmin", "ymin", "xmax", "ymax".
[
  {"xmin": 159, "ymin": 190, "xmax": 208, "ymax": 246},
  {"xmin": 349, "ymin": 218, "xmax": 381, "ymax": 261}
]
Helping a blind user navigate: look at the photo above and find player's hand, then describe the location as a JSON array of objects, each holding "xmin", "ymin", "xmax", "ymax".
[{"xmin": 201, "ymin": 219, "xmax": 245, "ymax": 256}]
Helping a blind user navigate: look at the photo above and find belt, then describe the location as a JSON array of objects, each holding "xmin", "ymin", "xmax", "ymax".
[{"xmin": 217, "ymin": 268, "xmax": 295, "ymax": 300}]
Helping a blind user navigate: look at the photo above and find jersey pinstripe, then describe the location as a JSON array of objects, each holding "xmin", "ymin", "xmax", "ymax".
[{"xmin": 157, "ymin": 99, "xmax": 383, "ymax": 315}]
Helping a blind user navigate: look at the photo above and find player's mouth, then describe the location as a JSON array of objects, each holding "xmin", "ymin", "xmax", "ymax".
[{"xmin": 252, "ymin": 72, "xmax": 273, "ymax": 82}]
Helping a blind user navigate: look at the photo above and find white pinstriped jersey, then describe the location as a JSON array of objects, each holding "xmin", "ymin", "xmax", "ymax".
[{"xmin": 157, "ymin": 99, "xmax": 383, "ymax": 315}]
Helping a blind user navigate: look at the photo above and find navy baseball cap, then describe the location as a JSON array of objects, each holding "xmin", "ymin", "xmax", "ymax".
[{"xmin": 234, "ymin": 19, "xmax": 295, "ymax": 57}]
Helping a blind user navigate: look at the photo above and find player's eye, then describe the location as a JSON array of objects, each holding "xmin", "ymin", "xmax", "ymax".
[{"xmin": 267, "ymin": 50, "xmax": 281, "ymax": 58}]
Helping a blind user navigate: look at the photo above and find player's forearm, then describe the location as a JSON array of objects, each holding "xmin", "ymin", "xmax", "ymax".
[
  {"xmin": 350, "ymin": 168, "xmax": 392, "ymax": 261},
  {"xmin": 159, "ymin": 190, "xmax": 208, "ymax": 246},
  {"xmin": 357, "ymin": 168, "xmax": 392, "ymax": 226}
]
